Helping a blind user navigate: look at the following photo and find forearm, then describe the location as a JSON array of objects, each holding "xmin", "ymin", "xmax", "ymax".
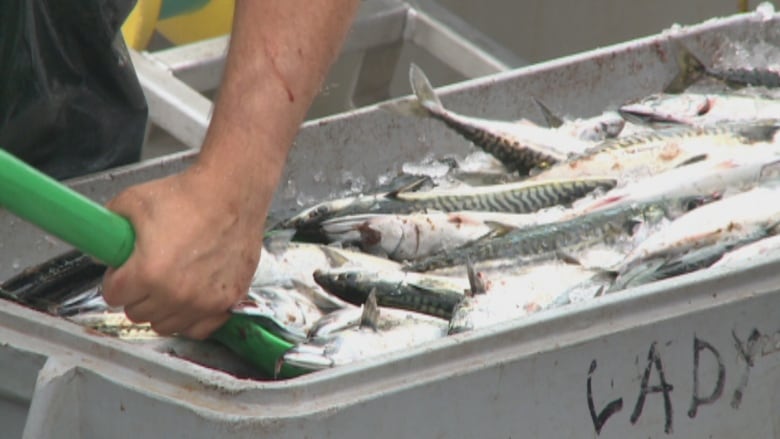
[
  {"xmin": 196, "ymin": 0, "xmax": 360, "ymax": 218},
  {"xmin": 102, "ymin": 1, "xmax": 360, "ymax": 339}
]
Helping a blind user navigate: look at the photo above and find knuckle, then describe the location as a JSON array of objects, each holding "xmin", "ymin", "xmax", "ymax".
[
  {"xmin": 150, "ymin": 320, "xmax": 176, "ymax": 336},
  {"xmin": 100, "ymin": 277, "xmax": 123, "ymax": 307},
  {"xmin": 124, "ymin": 307, "xmax": 147, "ymax": 324}
]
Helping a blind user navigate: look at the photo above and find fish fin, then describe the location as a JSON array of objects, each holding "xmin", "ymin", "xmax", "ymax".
[
  {"xmin": 556, "ymin": 250, "xmax": 584, "ymax": 266},
  {"xmin": 465, "ymin": 258, "xmax": 488, "ymax": 297},
  {"xmin": 664, "ymin": 44, "xmax": 708, "ymax": 94},
  {"xmin": 387, "ymin": 176, "xmax": 432, "ymax": 198},
  {"xmin": 263, "ymin": 230, "xmax": 296, "ymax": 256},
  {"xmin": 618, "ymin": 107, "xmax": 691, "ymax": 127},
  {"xmin": 556, "ymin": 250, "xmax": 621, "ymax": 274},
  {"xmin": 532, "ymin": 97, "xmax": 564, "ymax": 128},
  {"xmin": 674, "ymin": 153, "xmax": 708, "ymax": 168},
  {"xmin": 609, "ymin": 258, "xmax": 668, "ymax": 292},
  {"xmin": 409, "ymin": 63, "xmax": 445, "ymax": 115},
  {"xmin": 483, "ymin": 221, "xmax": 518, "ymax": 238},
  {"xmin": 319, "ymin": 246, "xmax": 353, "ymax": 268},
  {"xmin": 736, "ymin": 120, "xmax": 780, "ymax": 144},
  {"xmin": 359, "ymin": 289, "xmax": 381, "ymax": 331}
]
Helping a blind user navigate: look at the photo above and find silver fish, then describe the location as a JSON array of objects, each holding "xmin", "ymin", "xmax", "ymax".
[
  {"xmin": 53, "ymin": 285, "xmax": 113, "ymax": 316},
  {"xmin": 710, "ymin": 234, "xmax": 780, "ymax": 270},
  {"xmin": 665, "ymin": 44, "xmax": 780, "ymax": 93},
  {"xmin": 448, "ymin": 261, "xmax": 609, "ymax": 334},
  {"xmin": 384, "ymin": 64, "xmax": 592, "ymax": 175},
  {"xmin": 230, "ymin": 285, "xmax": 325, "ymax": 343},
  {"xmin": 252, "ymin": 239, "xmax": 401, "ymax": 310},
  {"xmin": 533, "ymin": 97, "xmax": 625, "ymax": 141},
  {"xmin": 313, "ymin": 267, "xmax": 468, "ymax": 319},
  {"xmin": 575, "ymin": 145, "xmax": 780, "ymax": 217},
  {"xmin": 620, "ymin": 92, "xmax": 780, "ymax": 127},
  {"xmin": 306, "ymin": 307, "xmax": 364, "ymax": 339},
  {"xmin": 277, "ymin": 177, "xmax": 616, "ymax": 231},
  {"xmin": 404, "ymin": 203, "xmax": 663, "ymax": 274},
  {"xmin": 613, "ymin": 185, "xmax": 780, "ymax": 290},
  {"xmin": 319, "ymin": 210, "xmax": 566, "ymax": 261},
  {"xmin": 528, "ymin": 119, "xmax": 780, "ymax": 183},
  {"xmin": 281, "ymin": 291, "xmax": 448, "ymax": 371}
]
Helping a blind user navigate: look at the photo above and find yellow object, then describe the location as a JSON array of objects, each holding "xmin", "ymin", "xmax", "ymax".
[
  {"xmin": 156, "ymin": 0, "xmax": 235, "ymax": 45},
  {"xmin": 121, "ymin": 0, "xmax": 234, "ymax": 50},
  {"xmin": 121, "ymin": 0, "xmax": 163, "ymax": 50}
]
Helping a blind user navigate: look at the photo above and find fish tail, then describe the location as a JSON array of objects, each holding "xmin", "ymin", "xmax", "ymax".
[
  {"xmin": 664, "ymin": 45, "xmax": 708, "ymax": 94},
  {"xmin": 409, "ymin": 63, "xmax": 445, "ymax": 115},
  {"xmin": 378, "ymin": 64, "xmax": 444, "ymax": 118}
]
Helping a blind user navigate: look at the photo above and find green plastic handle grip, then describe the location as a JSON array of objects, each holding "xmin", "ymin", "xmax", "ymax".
[
  {"xmin": 0, "ymin": 148, "xmax": 301, "ymax": 378},
  {"xmin": 0, "ymin": 148, "xmax": 135, "ymax": 268}
]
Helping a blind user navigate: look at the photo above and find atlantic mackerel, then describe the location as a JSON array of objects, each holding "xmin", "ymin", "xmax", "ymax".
[
  {"xmin": 528, "ymin": 119, "xmax": 780, "ymax": 182},
  {"xmin": 612, "ymin": 185, "xmax": 780, "ymax": 290},
  {"xmin": 276, "ymin": 177, "xmax": 616, "ymax": 230},
  {"xmin": 619, "ymin": 92, "xmax": 780, "ymax": 126},
  {"xmin": 320, "ymin": 210, "xmax": 565, "ymax": 261},
  {"xmin": 281, "ymin": 291, "xmax": 448, "ymax": 371},
  {"xmin": 404, "ymin": 203, "xmax": 661, "ymax": 273},
  {"xmin": 313, "ymin": 268, "xmax": 467, "ymax": 319},
  {"xmin": 384, "ymin": 64, "xmax": 592, "ymax": 175},
  {"xmin": 666, "ymin": 45, "xmax": 780, "ymax": 93}
]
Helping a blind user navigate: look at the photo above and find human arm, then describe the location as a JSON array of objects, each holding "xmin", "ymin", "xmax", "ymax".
[{"xmin": 101, "ymin": 0, "xmax": 360, "ymax": 339}]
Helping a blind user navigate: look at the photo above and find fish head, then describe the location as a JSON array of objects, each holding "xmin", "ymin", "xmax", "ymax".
[
  {"xmin": 312, "ymin": 268, "xmax": 396, "ymax": 307},
  {"xmin": 313, "ymin": 268, "xmax": 366, "ymax": 294},
  {"xmin": 280, "ymin": 344, "xmax": 334, "ymax": 372},
  {"xmin": 619, "ymin": 94, "xmax": 711, "ymax": 127}
]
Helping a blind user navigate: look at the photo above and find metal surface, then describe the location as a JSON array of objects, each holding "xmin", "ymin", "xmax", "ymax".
[
  {"xmin": 2, "ymin": 10, "xmax": 780, "ymax": 438},
  {"xmin": 134, "ymin": 0, "xmax": 517, "ymax": 149},
  {"xmin": 130, "ymin": 50, "xmax": 212, "ymax": 149}
]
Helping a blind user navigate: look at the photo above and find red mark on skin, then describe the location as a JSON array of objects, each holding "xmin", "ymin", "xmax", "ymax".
[
  {"xmin": 263, "ymin": 41, "xmax": 295, "ymax": 102},
  {"xmin": 699, "ymin": 98, "xmax": 713, "ymax": 115},
  {"xmin": 582, "ymin": 195, "xmax": 625, "ymax": 213},
  {"xmin": 524, "ymin": 302, "xmax": 542, "ymax": 313},
  {"xmin": 358, "ymin": 223, "xmax": 382, "ymax": 246},
  {"xmin": 476, "ymin": 271, "xmax": 493, "ymax": 292},
  {"xmin": 658, "ymin": 143, "xmax": 681, "ymax": 161},
  {"xmin": 447, "ymin": 213, "xmax": 481, "ymax": 227}
]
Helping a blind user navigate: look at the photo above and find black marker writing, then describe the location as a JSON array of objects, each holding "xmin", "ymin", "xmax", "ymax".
[
  {"xmin": 630, "ymin": 342, "xmax": 674, "ymax": 434},
  {"xmin": 731, "ymin": 329, "xmax": 760, "ymax": 409},
  {"xmin": 587, "ymin": 359, "xmax": 623, "ymax": 435},
  {"xmin": 688, "ymin": 336, "xmax": 725, "ymax": 418}
]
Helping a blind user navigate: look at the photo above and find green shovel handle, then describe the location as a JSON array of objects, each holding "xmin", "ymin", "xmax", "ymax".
[
  {"xmin": 0, "ymin": 149, "xmax": 135, "ymax": 267},
  {"xmin": 0, "ymin": 148, "xmax": 302, "ymax": 378}
]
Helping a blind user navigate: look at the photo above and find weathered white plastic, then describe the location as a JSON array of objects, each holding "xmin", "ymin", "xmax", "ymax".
[{"xmin": 3, "ymin": 10, "xmax": 780, "ymax": 439}]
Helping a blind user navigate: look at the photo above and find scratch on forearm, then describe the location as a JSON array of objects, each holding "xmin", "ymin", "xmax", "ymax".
[{"xmin": 263, "ymin": 41, "xmax": 295, "ymax": 103}]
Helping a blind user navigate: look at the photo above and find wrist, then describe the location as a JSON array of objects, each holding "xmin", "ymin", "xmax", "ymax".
[{"xmin": 183, "ymin": 155, "xmax": 279, "ymax": 227}]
